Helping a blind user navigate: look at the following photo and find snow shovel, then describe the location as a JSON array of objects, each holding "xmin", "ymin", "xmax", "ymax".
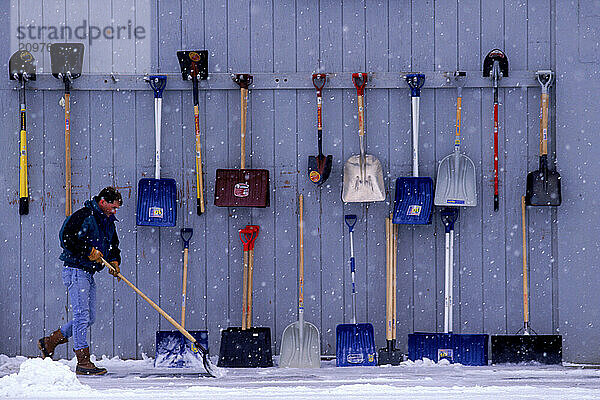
[
  {"xmin": 50, "ymin": 43, "xmax": 84, "ymax": 217},
  {"xmin": 408, "ymin": 208, "xmax": 489, "ymax": 366},
  {"xmin": 336, "ymin": 215, "xmax": 377, "ymax": 367},
  {"xmin": 393, "ymin": 74, "xmax": 434, "ymax": 224},
  {"xmin": 378, "ymin": 214, "xmax": 403, "ymax": 365},
  {"xmin": 483, "ymin": 49, "xmax": 509, "ymax": 212},
  {"xmin": 435, "ymin": 72, "xmax": 477, "ymax": 207},
  {"xmin": 525, "ymin": 71, "xmax": 561, "ymax": 206},
  {"xmin": 279, "ymin": 194, "xmax": 321, "ymax": 368},
  {"xmin": 136, "ymin": 75, "xmax": 177, "ymax": 227},
  {"xmin": 177, "ymin": 50, "xmax": 208, "ymax": 215},
  {"xmin": 9, "ymin": 50, "xmax": 36, "ymax": 215},
  {"xmin": 218, "ymin": 225, "xmax": 273, "ymax": 368},
  {"xmin": 342, "ymin": 73, "xmax": 385, "ymax": 203},
  {"xmin": 215, "ymin": 74, "xmax": 270, "ymax": 208},
  {"xmin": 100, "ymin": 258, "xmax": 219, "ymax": 377},
  {"xmin": 155, "ymin": 228, "xmax": 210, "ymax": 368},
  {"xmin": 308, "ymin": 74, "xmax": 332, "ymax": 185},
  {"xmin": 491, "ymin": 197, "xmax": 562, "ymax": 364}
]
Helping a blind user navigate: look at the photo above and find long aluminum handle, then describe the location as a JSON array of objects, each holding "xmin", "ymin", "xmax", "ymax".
[
  {"xmin": 155, "ymin": 97, "xmax": 162, "ymax": 179},
  {"xmin": 411, "ymin": 96, "xmax": 420, "ymax": 177}
]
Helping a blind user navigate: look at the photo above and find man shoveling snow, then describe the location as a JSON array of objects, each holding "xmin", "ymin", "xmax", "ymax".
[{"xmin": 37, "ymin": 187, "xmax": 123, "ymax": 376}]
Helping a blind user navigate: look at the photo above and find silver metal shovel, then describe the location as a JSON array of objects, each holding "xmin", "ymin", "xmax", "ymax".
[
  {"xmin": 342, "ymin": 73, "xmax": 385, "ymax": 203},
  {"xmin": 279, "ymin": 194, "xmax": 320, "ymax": 368},
  {"xmin": 435, "ymin": 72, "xmax": 477, "ymax": 207}
]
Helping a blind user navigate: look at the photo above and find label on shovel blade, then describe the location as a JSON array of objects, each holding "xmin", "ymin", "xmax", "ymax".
[
  {"xmin": 233, "ymin": 182, "xmax": 250, "ymax": 198},
  {"xmin": 309, "ymin": 171, "xmax": 321, "ymax": 183},
  {"xmin": 407, "ymin": 205, "xmax": 422, "ymax": 216},
  {"xmin": 438, "ymin": 348, "xmax": 454, "ymax": 362},
  {"xmin": 149, "ymin": 207, "xmax": 164, "ymax": 219},
  {"xmin": 347, "ymin": 353, "xmax": 364, "ymax": 364}
]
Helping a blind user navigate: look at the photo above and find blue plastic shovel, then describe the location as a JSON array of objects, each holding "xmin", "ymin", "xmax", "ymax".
[{"xmin": 336, "ymin": 215, "xmax": 377, "ymax": 367}]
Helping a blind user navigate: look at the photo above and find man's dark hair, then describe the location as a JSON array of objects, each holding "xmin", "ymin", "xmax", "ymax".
[{"xmin": 94, "ymin": 186, "xmax": 123, "ymax": 206}]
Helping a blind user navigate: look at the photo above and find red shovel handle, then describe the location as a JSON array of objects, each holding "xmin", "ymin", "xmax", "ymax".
[
  {"xmin": 239, "ymin": 228, "xmax": 253, "ymax": 251},
  {"xmin": 245, "ymin": 225, "xmax": 259, "ymax": 251},
  {"xmin": 312, "ymin": 73, "xmax": 326, "ymax": 96},
  {"xmin": 352, "ymin": 73, "xmax": 368, "ymax": 96}
]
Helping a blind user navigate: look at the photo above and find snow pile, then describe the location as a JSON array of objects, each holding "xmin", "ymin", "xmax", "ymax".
[
  {"xmin": 0, "ymin": 354, "xmax": 27, "ymax": 376},
  {"xmin": 0, "ymin": 357, "xmax": 94, "ymax": 398}
]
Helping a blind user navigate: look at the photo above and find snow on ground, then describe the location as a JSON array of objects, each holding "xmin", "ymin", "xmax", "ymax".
[{"xmin": 1, "ymin": 354, "xmax": 600, "ymax": 399}]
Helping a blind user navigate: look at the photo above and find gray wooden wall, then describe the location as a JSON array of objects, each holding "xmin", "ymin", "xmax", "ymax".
[{"xmin": 0, "ymin": 0, "xmax": 597, "ymax": 363}]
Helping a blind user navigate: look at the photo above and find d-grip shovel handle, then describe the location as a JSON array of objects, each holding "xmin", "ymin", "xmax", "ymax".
[
  {"xmin": 312, "ymin": 74, "xmax": 327, "ymax": 155},
  {"xmin": 406, "ymin": 73, "xmax": 425, "ymax": 97},
  {"xmin": 537, "ymin": 71, "xmax": 554, "ymax": 157},
  {"xmin": 344, "ymin": 214, "xmax": 357, "ymax": 232},
  {"xmin": 352, "ymin": 74, "xmax": 367, "ymax": 142},
  {"xmin": 148, "ymin": 75, "xmax": 167, "ymax": 98}
]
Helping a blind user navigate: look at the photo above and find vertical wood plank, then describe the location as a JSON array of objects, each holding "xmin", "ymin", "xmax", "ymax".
[
  {"xmin": 250, "ymin": 0, "xmax": 275, "ymax": 345},
  {"xmin": 411, "ymin": 0, "xmax": 436, "ymax": 333},
  {"xmin": 479, "ymin": 0, "xmax": 506, "ymax": 336},
  {"xmin": 204, "ymin": 0, "xmax": 229, "ymax": 354},
  {"xmin": 272, "ymin": 0, "xmax": 297, "ymax": 355},
  {"xmin": 503, "ymin": 0, "xmax": 528, "ymax": 335},
  {"xmin": 388, "ymin": 1, "xmax": 412, "ymax": 350},
  {"xmin": 112, "ymin": 90, "xmax": 137, "ymax": 359},
  {"xmin": 17, "ymin": 0, "xmax": 45, "ymax": 357},
  {"xmin": 317, "ymin": 0, "xmax": 344, "ymax": 356},
  {"xmin": 89, "ymin": 90, "xmax": 114, "ymax": 358}
]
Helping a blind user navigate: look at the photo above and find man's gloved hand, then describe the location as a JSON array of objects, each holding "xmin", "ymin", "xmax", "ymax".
[
  {"xmin": 108, "ymin": 261, "xmax": 121, "ymax": 281},
  {"xmin": 88, "ymin": 248, "xmax": 103, "ymax": 263}
]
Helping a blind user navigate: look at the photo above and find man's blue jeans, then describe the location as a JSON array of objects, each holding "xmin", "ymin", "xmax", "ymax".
[{"xmin": 59, "ymin": 267, "xmax": 96, "ymax": 350}]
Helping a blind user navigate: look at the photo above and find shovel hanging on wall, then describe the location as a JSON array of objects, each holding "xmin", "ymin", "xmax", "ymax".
[
  {"xmin": 483, "ymin": 49, "xmax": 509, "ymax": 211},
  {"xmin": 177, "ymin": 50, "xmax": 209, "ymax": 215},
  {"xmin": 136, "ymin": 76, "xmax": 177, "ymax": 227},
  {"xmin": 393, "ymin": 73, "xmax": 433, "ymax": 224},
  {"xmin": 342, "ymin": 73, "xmax": 385, "ymax": 203},
  {"xmin": 9, "ymin": 50, "xmax": 36, "ymax": 215},
  {"xmin": 435, "ymin": 71, "xmax": 477, "ymax": 207},
  {"xmin": 525, "ymin": 70, "xmax": 561, "ymax": 206},
  {"xmin": 215, "ymin": 74, "xmax": 270, "ymax": 208},
  {"xmin": 308, "ymin": 74, "xmax": 332, "ymax": 185},
  {"xmin": 50, "ymin": 43, "xmax": 84, "ymax": 217}
]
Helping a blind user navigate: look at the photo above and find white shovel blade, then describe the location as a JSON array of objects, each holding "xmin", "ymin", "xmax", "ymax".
[
  {"xmin": 279, "ymin": 321, "xmax": 321, "ymax": 368},
  {"xmin": 434, "ymin": 152, "xmax": 477, "ymax": 207},
  {"xmin": 342, "ymin": 154, "xmax": 386, "ymax": 203}
]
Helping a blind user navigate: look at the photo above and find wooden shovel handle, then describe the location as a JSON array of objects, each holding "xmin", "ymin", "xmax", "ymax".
[
  {"xmin": 521, "ymin": 196, "xmax": 529, "ymax": 325},
  {"xmin": 194, "ymin": 104, "xmax": 205, "ymax": 215},
  {"xmin": 242, "ymin": 249, "xmax": 249, "ymax": 330},
  {"xmin": 181, "ymin": 247, "xmax": 189, "ymax": 328},
  {"xmin": 539, "ymin": 93, "xmax": 549, "ymax": 156},
  {"xmin": 100, "ymin": 258, "xmax": 201, "ymax": 348},
  {"xmin": 65, "ymin": 92, "xmax": 71, "ymax": 216},
  {"xmin": 240, "ymin": 87, "xmax": 247, "ymax": 169},
  {"xmin": 247, "ymin": 249, "xmax": 254, "ymax": 328},
  {"xmin": 299, "ymin": 194, "xmax": 304, "ymax": 310},
  {"xmin": 385, "ymin": 216, "xmax": 392, "ymax": 341}
]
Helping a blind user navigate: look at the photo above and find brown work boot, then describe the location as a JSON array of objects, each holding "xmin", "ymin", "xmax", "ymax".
[
  {"xmin": 38, "ymin": 329, "xmax": 68, "ymax": 358},
  {"xmin": 74, "ymin": 347, "xmax": 107, "ymax": 375}
]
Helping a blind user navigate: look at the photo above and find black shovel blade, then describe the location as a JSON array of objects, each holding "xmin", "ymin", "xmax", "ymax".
[
  {"xmin": 483, "ymin": 49, "xmax": 509, "ymax": 77},
  {"xmin": 308, "ymin": 154, "xmax": 332, "ymax": 185},
  {"xmin": 50, "ymin": 43, "xmax": 84, "ymax": 80},
  {"xmin": 491, "ymin": 335, "xmax": 562, "ymax": 364},
  {"xmin": 176, "ymin": 50, "xmax": 208, "ymax": 81},
  {"xmin": 526, "ymin": 168, "xmax": 561, "ymax": 206},
  {"xmin": 9, "ymin": 50, "xmax": 36, "ymax": 81}
]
